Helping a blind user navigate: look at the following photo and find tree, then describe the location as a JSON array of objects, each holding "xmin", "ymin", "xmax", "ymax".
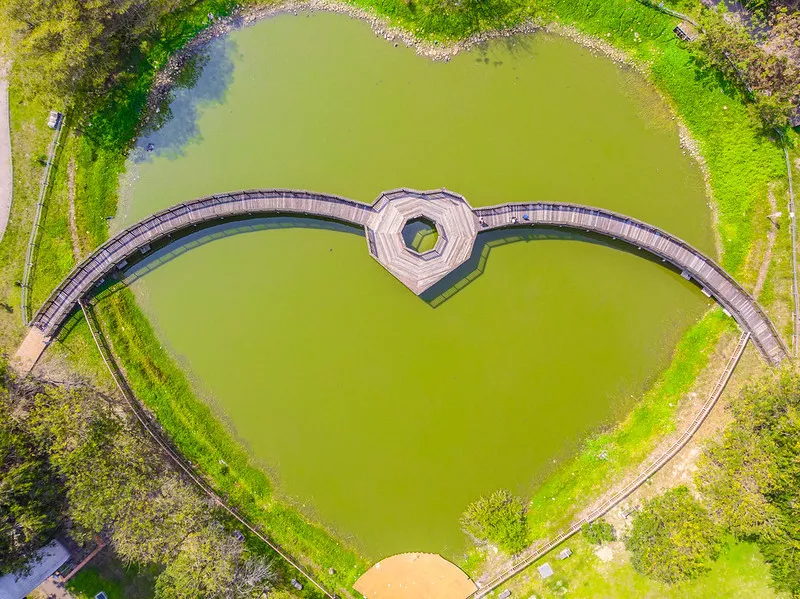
[
  {"xmin": 694, "ymin": 7, "xmax": 800, "ymax": 129},
  {"xmin": 696, "ymin": 371, "xmax": 800, "ymax": 596},
  {"xmin": 461, "ymin": 490, "xmax": 529, "ymax": 554},
  {"xmin": 2, "ymin": 0, "xmax": 184, "ymax": 102},
  {"xmin": 0, "ymin": 371, "xmax": 63, "ymax": 575},
  {"xmin": 112, "ymin": 475, "xmax": 210, "ymax": 565},
  {"xmin": 581, "ymin": 519, "xmax": 615, "ymax": 545},
  {"xmin": 625, "ymin": 486, "xmax": 722, "ymax": 584},
  {"xmin": 27, "ymin": 386, "xmax": 157, "ymax": 540},
  {"xmin": 154, "ymin": 525, "xmax": 278, "ymax": 599}
]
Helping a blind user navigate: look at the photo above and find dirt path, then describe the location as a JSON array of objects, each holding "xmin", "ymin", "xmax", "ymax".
[
  {"xmin": 0, "ymin": 58, "xmax": 12, "ymax": 243},
  {"xmin": 753, "ymin": 184, "xmax": 779, "ymax": 298},
  {"xmin": 67, "ymin": 158, "xmax": 80, "ymax": 260}
]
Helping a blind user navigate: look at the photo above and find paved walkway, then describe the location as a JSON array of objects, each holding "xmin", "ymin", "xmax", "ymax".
[
  {"xmin": 0, "ymin": 59, "xmax": 12, "ymax": 243},
  {"xmin": 35, "ymin": 576, "xmax": 76, "ymax": 599}
]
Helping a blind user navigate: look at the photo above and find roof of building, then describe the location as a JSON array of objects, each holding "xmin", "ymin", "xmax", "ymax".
[{"xmin": 0, "ymin": 540, "xmax": 70, "ymax": 599}]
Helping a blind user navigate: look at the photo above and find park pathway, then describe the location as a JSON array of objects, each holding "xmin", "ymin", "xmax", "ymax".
[{"xmin": 0, "ymin": 58, "xmax": 12, "ymax": 242}]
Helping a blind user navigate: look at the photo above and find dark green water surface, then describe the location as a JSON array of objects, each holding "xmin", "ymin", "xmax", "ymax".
[{"xmin": 119, "ymin": 11, "xmax": 714, "ymax": 558}]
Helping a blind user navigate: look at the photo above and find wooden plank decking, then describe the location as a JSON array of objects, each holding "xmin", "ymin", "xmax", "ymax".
[{"xmin": 28, "ymin": 189, "xmax": 787, "ymax": 366}]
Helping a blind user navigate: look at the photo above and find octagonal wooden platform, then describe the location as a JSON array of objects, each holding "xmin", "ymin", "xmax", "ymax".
[{"xmin": 365, "ymin": 189, "xmax": 478, "ymax": 295}]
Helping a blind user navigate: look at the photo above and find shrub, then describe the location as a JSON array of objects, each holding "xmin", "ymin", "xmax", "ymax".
[
  {"xmin": 461, "ymin": 490, "xmax": 529, "ymax": 554},
  {"xmin": 581, "ymin": 519, "xmax": 615, "ymax": 545}
]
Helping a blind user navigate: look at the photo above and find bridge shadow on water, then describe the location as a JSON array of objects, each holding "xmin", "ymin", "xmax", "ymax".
[
  {"xmin": 54, "ymin": 219, "xmax": 700, "ymax": 343},
  {"xmin": 421, "ymin": 226, "xmax": 695, "ymax": 308},
  {"xmin": 54, "ymin": 216, "xmax": 363, "ymax": 343}
]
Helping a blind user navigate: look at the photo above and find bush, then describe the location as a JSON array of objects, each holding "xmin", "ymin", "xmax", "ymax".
[
  {"xmin": 581, "ymin": 519, "xmax": 615, "ymax": 545},
  {"xmin": 461, "ymin": 490, "xmax": 529, "ymax": 554},
  {"xmin": 625, "ymin": 487, "xmax": 722, "ymax": 584}
]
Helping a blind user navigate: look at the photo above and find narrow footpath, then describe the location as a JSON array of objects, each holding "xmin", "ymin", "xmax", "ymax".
[{"xmin": 0, "ymin": 58, "xmax": 13, "ymax": 242}]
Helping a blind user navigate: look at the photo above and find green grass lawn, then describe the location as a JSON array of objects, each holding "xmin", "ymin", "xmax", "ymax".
[
  {"xmin": 494, "ymin": 535, "xmax": 787, "ymax": 598},
  {"xmin": 65, "ymin": 553, "xmax": 157, "ymax": 599}
]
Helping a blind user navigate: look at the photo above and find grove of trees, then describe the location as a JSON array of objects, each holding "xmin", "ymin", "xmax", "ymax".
[
  {"xmin": 0, "ymin": 362, "xmax": 282, "ymax": 598},
  {"xmin": 696, "ymin": 370, "xmax": 800, "ymax": 596},
  {"xmin": 695, "ymin": 7, "xmax": 800, "ymax": 129},
  {"xmin": 623, "ymin": 371, "xmax": 798, "ymax": 597}
]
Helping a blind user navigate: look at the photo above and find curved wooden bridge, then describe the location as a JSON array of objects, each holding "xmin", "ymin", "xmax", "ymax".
[{"xmin": 29, "ymin": 188, "xmax": 787, "ymax": 366}]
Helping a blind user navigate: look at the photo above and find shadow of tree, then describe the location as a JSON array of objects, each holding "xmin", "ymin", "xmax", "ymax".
[{"xmin": 131, "ymin": 36, "xmax": 237, "ymax": 163}]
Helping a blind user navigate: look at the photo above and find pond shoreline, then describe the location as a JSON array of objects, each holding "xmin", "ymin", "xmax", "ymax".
[
  {"xmin": 32, "ymin": 0, "xmax": 784, "ymax": 588},
  {"xmin": 145, "ymin": 0, "xmax": 720, "ymax": 259}
]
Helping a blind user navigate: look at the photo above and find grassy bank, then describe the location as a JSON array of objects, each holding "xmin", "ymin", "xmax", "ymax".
[
  {"xmin": 493, "ymin": 534, "xmax": 786, "ymax": 598},
  {"xmin": 0, "ymin": 85, "xmax": 71, "ymax": 349},
  {"xmin": 28, "ymin": 131, "xmax": 77, "ymax": 312},
  {"xmin": 526, "ymin": 311, "xmax": 734, "ymax": 533}
]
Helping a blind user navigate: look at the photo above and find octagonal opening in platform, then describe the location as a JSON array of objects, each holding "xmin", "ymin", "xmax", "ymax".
[{"xmin": 402, "ymin": 216, "xmax": 440, "ymax": 255}]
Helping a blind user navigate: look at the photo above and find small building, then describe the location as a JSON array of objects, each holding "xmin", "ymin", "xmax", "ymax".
[
  {"xmin": 498, "ymin": 590, "xmax": 511, "ymax": 599},
  {"xmin": 674, "ymin": 22, "xmax": 698, "ymax": 42},
  {"xmin": 0, "ymin": 540, "xmax": 70, "ymax": 599},
  {"xmin": 47, "ymin": 111, "xmax": 63, "ymax": 130},
  {"xmin": 558, "ymin": 548, "xmax": 572, "ymax": 560},
  {"xmin": 537, "ymin": 562, "xmax": 554, "ymax": 579}
]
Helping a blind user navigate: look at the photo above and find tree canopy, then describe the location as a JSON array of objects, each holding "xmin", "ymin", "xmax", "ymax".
[
  {"xmin": 0, "ymin": 362, "xmax": 286, "ymax": 594},
  {"xmin": 694, "ymin": 7, "xmax": 800, "ymax": 129},
  {"xmin": 1, "ymin": 0, "xmax": 184, "ymax": 101},
  {"xmin": 0, "ymin": 372, "xmax": 62, "ymax": 575},
  {"xmin": 696, "ymin": 370, "xmax": 800, "ymax": 596},
  {"xmin": 625, "ymin": 486, "xmax": 723, "ymax": 584},
  {"xmin": 461, "ymin": 489, "xmax": 529, "ymax": 554},
  {"xmin": 581, "ymin": 519, "xmax": 615, "ymax": 545}
]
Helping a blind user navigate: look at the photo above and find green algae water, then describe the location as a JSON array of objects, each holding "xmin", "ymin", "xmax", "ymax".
[{"xmin": 117, "ymin": 11, "xmax": 715, "ymax": 558}]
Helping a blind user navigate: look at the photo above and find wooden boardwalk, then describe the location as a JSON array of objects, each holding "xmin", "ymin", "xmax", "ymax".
[
  {"xmin": 31, "ymin": 190, "xmax": 372, "ymax": 337},
  {"xmin": 367, "ymin": 189, "xmax": 477, "ymax": 294},
  {"xmin": 29, "ymin": 189, "xmax": 787, "ymax": 365}
]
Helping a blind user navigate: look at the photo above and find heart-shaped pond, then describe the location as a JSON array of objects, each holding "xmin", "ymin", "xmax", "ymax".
[{"xmin": 118, "ymin": 10, "xmax": 713, "ymax": 558}]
